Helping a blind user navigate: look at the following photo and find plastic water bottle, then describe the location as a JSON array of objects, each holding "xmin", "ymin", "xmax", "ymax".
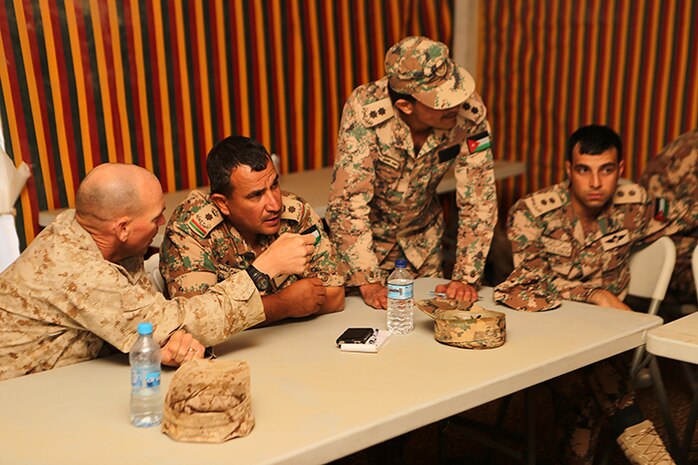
[
  {"xmin": 129, "ymin": 322, "xmax": 162, "ymax": 427},
  {"xmin": 387, "ymin": 258, "xmax": 414, "ymax": 334}
]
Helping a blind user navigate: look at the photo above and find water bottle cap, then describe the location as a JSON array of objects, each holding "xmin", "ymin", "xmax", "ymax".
[
  {"xmin": 395, "ymin": 258, "xmax": 408, "ymax": 268},
  {"xmin": 137, "ymin": 322, "xmax": 154, "ymax": 335}
]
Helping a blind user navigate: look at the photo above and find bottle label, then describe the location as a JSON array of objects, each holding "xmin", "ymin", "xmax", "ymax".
[
  {"xmin": 131, "ymin": 368, "xmax": 161, "ymax": 388},
  {"xmin": 387, "ymin": 282, "xmax": 413, "ymax": 300}
]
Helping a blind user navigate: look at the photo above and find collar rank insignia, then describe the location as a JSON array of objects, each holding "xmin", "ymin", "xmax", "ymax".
[
  {"xmin": 466, "ymin": 131, "xmax": 491, "ymax": 155},
  {"xmin": 654, "ymin": 198, "xmax": 668, "ymax": 222}
]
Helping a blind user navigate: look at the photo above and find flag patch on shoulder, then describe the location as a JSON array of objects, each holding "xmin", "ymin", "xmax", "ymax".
[
  {"xmin": 654, "ymin": 198, "xmax": 668, "ymax": 221},
  {"xmin": 466, "ymin": 131, "xmax": 491, "ymax": 154},
  {"xmin": 188, "ymin": 218, "xmax": 208, "ymax": 238}
]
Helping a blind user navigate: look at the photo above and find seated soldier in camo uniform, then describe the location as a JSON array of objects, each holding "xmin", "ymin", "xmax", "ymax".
[
  {"xmin": 495, "ymin": 125, "xmax": 695, "ymax": 465},
  {"xmin": 160, "ymin": 136, "xmax": 344, "ymax": 323},
  {"xmin": 0, "ymin": 164, "xmax": 267, "ymax": 381},
  {"xmin": 640, "ymin": 129, "xmax": 698, "ymax": 308}
]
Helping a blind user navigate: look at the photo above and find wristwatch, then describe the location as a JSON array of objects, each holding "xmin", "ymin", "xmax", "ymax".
[{"xmin": 246, "ymin": 265, "xmax": 272, "ymax": 293}]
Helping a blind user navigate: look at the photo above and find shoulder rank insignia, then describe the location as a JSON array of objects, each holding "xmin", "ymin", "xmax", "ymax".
[
  {"xmin": 524, "ymin": 191, "xmax": 564, "ymax": 217},
  {"xmin": 280, "ymin": 194, "xmax": 305, "ymax": 222},
  {"xmin": 460, "ymin": 95, "xmax": 487, "ymax": 124},
  {"xmin": 613, "ymin": 183, "xmax": 646, "ymax": 205},
  {"xmin": 466, "ymin": 131, "xmax": 491, "ymax": 155},
  {"xmin": 187, "ymin": 203, "xmax": 223, "ymax": 239},
  {"xmin": 600, "ymin": 229, "xmax": 630, "ymax": 251},
  {"xmin": 654, "ymin": 197, "xmax": 669, "ymax": 221},
  {"xmin": 361, "ymin": 98, "xmax": 393, "ymax": 127}
]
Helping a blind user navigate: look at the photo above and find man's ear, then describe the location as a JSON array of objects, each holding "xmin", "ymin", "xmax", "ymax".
[
  {"xmin": 618, "ymin": 159, "xmax": 625, "ymax": 178},
  {"xmin": 114, "ymin": 217, "xmax": 130, "ymax": 243},
  {"xmin": 394, "ymin": 99, "xmax": 414, "ymax": 115},
  {"xmin": 211, "ymin": 193, "xmax": 231, "ymax": 216},
  {"xmin": 565, "ymin": 160, "xmax": 571, "ymax": 180}
]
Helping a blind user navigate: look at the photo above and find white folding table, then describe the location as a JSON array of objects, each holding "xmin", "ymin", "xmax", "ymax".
[
  {"xmin": 646, "ymin": 311, "xmax": 698, "ymax": 464},
  {"xmin": 0, "ymin": 278, "xmax": 660, "ymax": 465}
]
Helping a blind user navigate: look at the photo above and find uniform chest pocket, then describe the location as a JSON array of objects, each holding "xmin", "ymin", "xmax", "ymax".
[
  {"xmin": 540, "ymin": 236, "xmax": 572, "ymax": 257},
  {"xmin": 375, "ymin": 155, "xmax": 403, "ymax": 188},
  {"xmin": 599, "ymin": 229, "xmax": 631, "ymax": 271},
  {"xmin": 540, "ymin": 236, "xmax": 573, "ymax": 277}
]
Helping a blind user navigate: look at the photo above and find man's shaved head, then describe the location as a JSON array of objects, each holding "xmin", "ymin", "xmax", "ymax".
[{"xmin": 76, "ymin": 163, "xmax": 160, "ymax": 221}]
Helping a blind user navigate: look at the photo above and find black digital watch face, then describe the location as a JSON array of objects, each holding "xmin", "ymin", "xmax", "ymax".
[{"xmin": 257, "ymin": 275, "xmax": 271, "ymax": 291}]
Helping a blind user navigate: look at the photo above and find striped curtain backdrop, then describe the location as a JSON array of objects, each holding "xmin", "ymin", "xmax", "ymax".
[
  {"xmin": 0, "ymin": 0, "xmax": 454, "ymax": 248},
  {"xmin": 479, "ymin": 0, "xmax": 698, "ymax": 208}
]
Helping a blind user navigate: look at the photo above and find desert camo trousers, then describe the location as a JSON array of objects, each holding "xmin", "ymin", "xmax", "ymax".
[{"xmin": 550, "ymin": 354, "xmax": 635, "ymax": 465}]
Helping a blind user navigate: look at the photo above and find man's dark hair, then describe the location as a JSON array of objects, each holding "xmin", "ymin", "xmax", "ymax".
[
  {"xmin": 207, "ymin": 135, "xmax": 271, "ymax": 197},
  {"xmin": 387, "ymin": 85, "xmax": 416, "ymax": 105},
  {"xmin": 566, "ymin": 125, "xmax": 623, "ymax": 162}
]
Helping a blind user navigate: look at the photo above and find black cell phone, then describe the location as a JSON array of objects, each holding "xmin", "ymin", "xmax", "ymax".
[{"xmin": 336, "ymin": 328, "xmax": 375, "ymax": 346}]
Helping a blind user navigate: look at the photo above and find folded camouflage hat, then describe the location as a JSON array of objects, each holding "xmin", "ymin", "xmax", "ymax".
[
  {"xmin": 162, "ymin": 358, "xmax": 254, "ymax": 443},
  {"xmin": 385, "ymin": 36, "xmax": 475, "ymax": 110}
]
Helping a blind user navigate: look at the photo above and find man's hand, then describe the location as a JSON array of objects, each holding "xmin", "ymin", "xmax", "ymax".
[
  {"xmin": 359, "ymin": 282, "xmax": 388, "ymax": 309},
  {"xmin": 261, "ymin": 278, "xmax": 327, "ymax": 323},
  {"xmin": 161, "ymin": 330, "xmax": 205, "ymax": 367},
  {"xmin": 588, "ymin": 289, "xmax": 633, "ymax": 311},
  {"xmin": 434, "ymin": 280, "xmax": 478, "ymax": 303},
  {"xmin": 253, "ymin": 233, "xmax": 316, "ymax": 277}
]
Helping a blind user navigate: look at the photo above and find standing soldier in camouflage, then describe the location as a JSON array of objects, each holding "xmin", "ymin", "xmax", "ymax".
[
  {"xmin": 495, "ymin": 126, "xmax": 689, "ymax": 464},
  {"xmin": 160, "ymin": 136, "xmax": 345, "ymax": 322},
  {"xmin": 326, "ymin": 36, "xmax": 497, "ymax": 309},
  {"xmin": 640, "ymin": 129, "xmax": 698, "ymax": 307},
  {"xmin": 0, "ymin": 164, "xmax": 267, "ymax": 381}
]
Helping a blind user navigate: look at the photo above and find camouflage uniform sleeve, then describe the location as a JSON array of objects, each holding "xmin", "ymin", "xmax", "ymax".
[
  {"xmin": 452, "ymin": 118, "xmax": 497, "ymax": 285},
  {"xmin": 326, "ymin": 94, "xmax": 382, "ymax": 286},
  {"xmin": 298, "ymin": 202, "xmax": 345, "ymax": 287},
  {"xmin": 494, "ymin": 201, "xmax": 596, "ymax": 311},
  {"xmin": 71, "ymin": 262, "xmax": 265, "ymax": 351},
  {"xmin": 160, "ymin": 214, "xmax": 219, "ymax": 298},
  {"xmin": 636, "ymin": 194, "xmax": 697, "ymax": 245}
]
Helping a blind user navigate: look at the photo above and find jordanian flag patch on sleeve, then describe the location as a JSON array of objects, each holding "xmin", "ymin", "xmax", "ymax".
[
  {"xmin": 466, "ymin": 131, "xmax": 491, "ymax": 154},
  {"xmin": 188, "ymin": 218, "xmax": 209, "ymax": 238},
  {"xmin": 654, "ymin": 197, "xmax": 669, "ymax": 222}
]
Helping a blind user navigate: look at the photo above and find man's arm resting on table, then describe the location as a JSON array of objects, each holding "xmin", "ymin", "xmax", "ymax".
[
  {"xmin": 160, "ymin": 330, "xmax": 206, "ymax": 366},
  {"xmin": 259, "ymin": 278, "xmax": 328, "ymax": 324},
  {"xmin": 588, "ymin": 289, "xmax": 633, "ymax": 311},
  {"xmin": 360, "ymin": 282, "xmax": 388, "ymax": 309},
  {"xmin": 318, "ymin": 286, "xmax": 345, "ymax": 314},
  {"xmin": 434, "ymin": 280, "xmax": 478, "ymax": 303}
]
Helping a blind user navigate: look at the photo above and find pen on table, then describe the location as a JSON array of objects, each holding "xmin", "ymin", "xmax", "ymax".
[
  {"xmin": 430, "ymin": 291, "xmax": 449, "ymax": 298},
  {"xmin": 429, "ymin": 291, "xmax": 481, "ymax": 300}
]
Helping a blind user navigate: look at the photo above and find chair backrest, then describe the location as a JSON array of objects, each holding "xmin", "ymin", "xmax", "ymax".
[
  {"xmin": 0, "ymin": 214, "xmax": 21, "ymax": 273},
  {"xmin": 143, "ymin": 254, "xmax": 166, "ymax": 295},
  {"xmin": 693, "ymin": 244, "xmax": 698, "ymax": 298},
  {"xmin": 628, "ymin": 236, "xmax": 676, "ymax": 312}
]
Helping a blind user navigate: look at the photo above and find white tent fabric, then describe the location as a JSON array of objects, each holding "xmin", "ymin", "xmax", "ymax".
[{"xmin": 0, "ymin": 148, "xmax": 30, "ymax": 272}]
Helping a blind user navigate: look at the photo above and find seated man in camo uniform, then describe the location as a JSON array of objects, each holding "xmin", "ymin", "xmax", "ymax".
[
  {"xmin": 495, "ymin": 125, "xmax": 695, "ymax": 465},
  {"xmin": 160, "ymin": 136, "xmax": 344, "ymax": 323}
]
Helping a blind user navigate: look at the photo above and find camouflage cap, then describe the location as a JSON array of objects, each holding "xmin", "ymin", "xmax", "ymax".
[
  {"xmin": 384, "ymin": 36, "xmax": 475, "ymax": 110},
  {"xmin": 433, "ymin": 307, "xmax": 506, "ymax": 349},
  {"xmin": 162, "ymin": 359, "xmax": 254, "ymax": 443}
]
